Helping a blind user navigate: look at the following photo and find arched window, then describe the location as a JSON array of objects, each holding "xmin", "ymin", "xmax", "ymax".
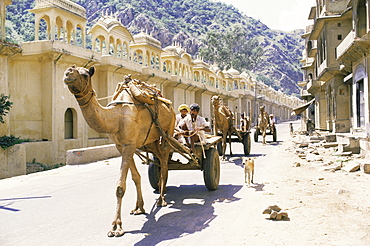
[
  {"xmin": 117, "ymin": 44, "xmax": 122, "ymax": 58},
  {"xmin": 95, "ymin": 38, "xmax": 101, "ymax": 53},
  {"xmin": 234, "ymin": 81, "xmax": 238, "ymax": 90},
  {"xmin": 109, "ymin": 43, "xmax": 115, "ymax": 56},
  {"xmin": 155, "ymin": 55, "xmax": 159, "ymax": 69},
  {"xmin": 168, "ymin": 63, "xmax": 172, "ymax": 73},
  {"xmin": 76, "ymin": 25, "xmax": 83, "ymax": 47},
  {"xmin": 150, "ymin": 55, "xmax": 155, "ymax": 68},
  {"xmin": 64, "ymin": 108, "xmax": 76, "ymax": 139},
  {"xmin": 138, "ymin": 52, "xmax": 143, "ymax": 64},
  {"xmin": 102, "ymin": 40, "xmax": 107, "ymax": 55},
  {"xmin": 38, "ymin": 18, "xmax": 48, "ymax": 40},
  {"xmin": 122, "ymin": 43, "xmax": 128, "ymax": 59}
]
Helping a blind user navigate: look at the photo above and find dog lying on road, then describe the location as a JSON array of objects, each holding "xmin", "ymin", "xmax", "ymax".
[{"xmin": 242, "ymin": 157, "xmax": 255, "ymax": 187}]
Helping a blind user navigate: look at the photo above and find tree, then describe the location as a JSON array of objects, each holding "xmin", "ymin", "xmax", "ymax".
[
  {"xmin": 0, "ymin": 94, "xmax": 13, "ymax": 124},
  {"xmin": 199, "ymin": 25, "xmax": 264, "ymax": 72}
]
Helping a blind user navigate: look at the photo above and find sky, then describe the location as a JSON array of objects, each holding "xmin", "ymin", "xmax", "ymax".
[{"xmin": 215, "ymin": 0, "xmax": 316, "ymax": 31}]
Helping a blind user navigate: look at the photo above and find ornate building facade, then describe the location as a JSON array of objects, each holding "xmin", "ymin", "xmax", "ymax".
[
  {"xmin": 300, "ymin": 0, "xmax": 370, "ymax": 155},
  {"xmin": 0, "ymin": 0, "xmax": 299, "ymax": 178}
]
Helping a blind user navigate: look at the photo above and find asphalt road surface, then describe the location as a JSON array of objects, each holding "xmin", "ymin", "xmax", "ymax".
[{"xmin": 2, "ymin": 120, "xmax": 369, "ymax": 246}]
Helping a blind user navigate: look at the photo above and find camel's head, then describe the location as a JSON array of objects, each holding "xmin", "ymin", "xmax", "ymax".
[
  {"xmin": 260, "ymin": 105, "xmax": 265, "ymax": 112},
  {"xmin": 211, "ymin": 95, "xmax": 221, "ymax": 107},
  {"xmin": 63, "ymin": 65, "xmax": 95, "ymax": 95}
]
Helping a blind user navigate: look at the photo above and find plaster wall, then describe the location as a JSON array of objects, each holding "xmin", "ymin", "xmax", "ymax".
[{"xmin": 0, "ymin": 55, "xmax": 9, "ymax": 136}]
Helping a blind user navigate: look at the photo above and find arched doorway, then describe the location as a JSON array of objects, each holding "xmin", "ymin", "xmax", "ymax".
[
  {"xmin": 64, "ymin": 108, "xmax": 76, "ymax": 139},
  {"xmin": 353, "ymin": 65, "xmax": 366, "ymax": 128}
]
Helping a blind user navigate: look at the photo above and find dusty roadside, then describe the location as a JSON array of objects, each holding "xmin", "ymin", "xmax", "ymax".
[{"xmin": 255, "ymin": 131, "xmax": 370, "ymax": 245}]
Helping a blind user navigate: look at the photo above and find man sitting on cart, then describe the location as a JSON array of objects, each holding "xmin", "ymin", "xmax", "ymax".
[
  {"xmin": 174, "ymin": 104, "xmax": 190, "ymax": 144},
  {"xmin": 240, "ymin": 113, "xmax": 250, "ymax": 132},
  {"xmin": 269, "ymin": 114, "xmax": 276, "ymax": 132},
  {"xmin": 178, "ymin": 103, "xmax": 211, "ymax": 152}
]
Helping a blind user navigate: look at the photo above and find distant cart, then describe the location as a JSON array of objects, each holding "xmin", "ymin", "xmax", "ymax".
[
  {"xmin": 254, "ymin": 124, "xmax": 277, "ymax": 142},
  {"xmin": 216, "ymin": 130, "xmax": 251, "ymax": 156}
]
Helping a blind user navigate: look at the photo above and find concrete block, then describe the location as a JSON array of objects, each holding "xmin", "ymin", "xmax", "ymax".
[
  {"xmin": 338, "ymin": 138, "xmax": 360, "ymax": 154},
  {"xmin": 323, "ymin": 142, "xmax": 338, "ymax": 148},
  {"xmin": 360, "ymin": 162, "xmax": 370, "ymax": 174},
  {"xmin": 341, "ymin": 162, "xmax": 360, "ymax": 172},
  {"xmin": 333, "ymin": 151, "xmax": 352, "ymax": 156},
  {"xmin": 66, "ymin": 144, "xmax": 120, "ymax": 165},
  {"xmin": 325, "ymin": 134, "xmax": 337, "ymax": 142},
  {"xmin": 306, "ymin": 153, "xmax": 324, "ymax": 162}
]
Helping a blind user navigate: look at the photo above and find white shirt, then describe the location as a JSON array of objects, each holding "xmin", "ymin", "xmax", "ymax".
[
  {"xmin": 180, "ymin": 114, "xmax": 209, "ymax": 130},
  {"xmin": 175, "ymin": 113, "xmax": 187, "ymax": 128}
]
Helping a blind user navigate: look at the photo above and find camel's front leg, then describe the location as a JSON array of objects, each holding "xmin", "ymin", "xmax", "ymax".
[
  {"xmin": 108, "ymin": 145, "xmax": 136, "ymax": 237},
  {"xmin": 228, "ymin": 132, "xmax": 233, "ymax": 156},
  {"xmin": 157, "ymin": 146, "xmax": 170, "ymax": 207},
  {"xmin": 262, "ymin": 128, "xmax": 267, "ymax": 145},
  {"xmin": 221, "ymin": 132, "xmax": 227, "ymax": 161},
  {"xmin": 129, "ymin": 159, "xmax": 145, "ymax": 215}
]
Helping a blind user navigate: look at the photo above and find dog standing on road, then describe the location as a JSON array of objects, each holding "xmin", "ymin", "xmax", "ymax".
[{"xmin": 242, "ymin": 157, "xmax": 255, "ymax": 187}]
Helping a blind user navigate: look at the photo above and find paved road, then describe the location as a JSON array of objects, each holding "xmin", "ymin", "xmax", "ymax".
[{"xmin": 1, "ymin": 121, "xmax": 299, "ymax": 246}]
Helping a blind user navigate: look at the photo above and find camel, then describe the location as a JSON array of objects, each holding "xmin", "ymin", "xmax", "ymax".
[
  {"xmin": 258, "ymin": 106, "xmax": 270, "ymax": 144},
  {"xmin": 63, "ymin": 65, "xmax": 175, "ymax": 237},
  {"xmin": 211, "ymin": 95, "xmax": 241, "ymax": 160}
]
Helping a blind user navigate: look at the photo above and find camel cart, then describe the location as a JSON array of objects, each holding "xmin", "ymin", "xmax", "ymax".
[
  {"xmin": 133, "ymin": 101, "xmax": 222, "ymax": 191},
  {"xmin": 216, "ymin": 130, "xmax": 251, "ymax": 156},
  {"xmin": 254, "ymin": 124, "xmax": 277, "ymax": 142}
]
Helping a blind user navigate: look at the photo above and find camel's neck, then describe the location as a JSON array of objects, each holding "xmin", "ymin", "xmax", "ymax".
[
  {"xmin": 213, "ymin": 104, "xmax": 220, "ymax": 115},
  {"xmin": 213, "ymin": 104, "xmax": 222, "ymax": 119},
  {"xmin": 74, "ymin": 89, "xmax": 120, "ymax": 134}
]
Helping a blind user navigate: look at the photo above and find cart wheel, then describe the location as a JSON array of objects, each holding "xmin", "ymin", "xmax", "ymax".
[
  {"xmin": 254, "ymin": 130, "xmax": 259, "ymax": 142},
  {"xmin": 243, "ymin": 134, "xmax": 251, "ymax": 155},
  {"xmin": 217, "ymin": 141, "xmax": 222, "ymax": 156},
  {"xmin": 203, "ymin": 148, "xmax": 220, "ymax": 190},
  {"xmin": 273, "ymin": 128, "xmax": 277, "ymax": 142},
  {"xmin": 148, "ymin": 156, "xmax": 168, "ymax": 190},
  {"xmin": 148, "ymin": 158, "xmax": 160, "ymax": 190}
]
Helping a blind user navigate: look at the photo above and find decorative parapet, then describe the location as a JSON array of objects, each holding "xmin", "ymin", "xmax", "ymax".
[{"xmin": 33, "ymin": 0, "xmax": 86, "ymax": 19}]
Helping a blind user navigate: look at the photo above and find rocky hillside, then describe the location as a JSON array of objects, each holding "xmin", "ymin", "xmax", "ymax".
[{"xmin": 5, "ymin": 0, "xmax": 304, "ymax": 95}]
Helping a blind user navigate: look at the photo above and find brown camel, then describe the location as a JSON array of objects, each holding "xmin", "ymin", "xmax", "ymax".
[
  {"xmin": 63, "ymin": 65, "xmax": 175, "ymax": 237},
  {"xmin": 258, "ymin": 106, "xmax": 270, "ymax": 144},
  {"xmin": 211, "ymin": 95, "xmax": 241, "ymax": 160}
]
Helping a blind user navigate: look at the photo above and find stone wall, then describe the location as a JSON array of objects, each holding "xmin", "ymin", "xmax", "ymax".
[{"xmin": 0, "ymin": 144, "xmax": 26, "ymax": 179}]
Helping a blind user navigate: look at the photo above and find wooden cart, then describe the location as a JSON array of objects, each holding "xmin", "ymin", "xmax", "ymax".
[
  {"xmin": 254, "ymin": 124, "xmax": 277, "ymax": 142},
  {"xmin": 216, "ymin": 130, "xmax": 251, "ymax": 156},
  {"xmin": 138, "ymin": 103, "xmax": 222, "ymax": 191},
  {"xmin": 137, "ymin": 135, "xmax": 222, "ymax": 191}
]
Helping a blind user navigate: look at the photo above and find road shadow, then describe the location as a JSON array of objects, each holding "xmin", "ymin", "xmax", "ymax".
[
  {"xmin": 0, "ymin": 196, "xmax": 52, "ymax": 212},
  {"xmin": 250, "ymin": 182, "xmax": 265, "ymax": 192},
  {"xmin": 265, "ymin": 140, "xmax": 283, "ymax": 146},
  {"xmin": 254, "ymin": 140, "xmax": 283, "ymax": 145},
  {"xmin": 130, "ymin": 184, "xmax": 242, "ymax": 246}
]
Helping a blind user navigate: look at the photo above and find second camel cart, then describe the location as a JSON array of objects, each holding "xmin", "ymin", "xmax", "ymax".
[{"xmin": 216, "ymin": 130, "xmax": 252, "ymax": 156}]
